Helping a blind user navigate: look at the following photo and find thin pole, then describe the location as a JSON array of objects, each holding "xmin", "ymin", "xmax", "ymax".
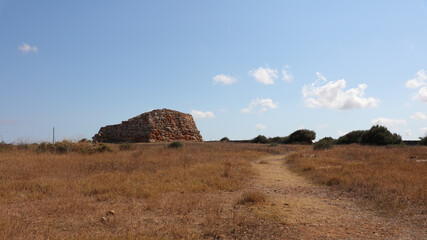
[{"xmin": 53, "ymin": 127, "xmax": 55, "ymax": 144}]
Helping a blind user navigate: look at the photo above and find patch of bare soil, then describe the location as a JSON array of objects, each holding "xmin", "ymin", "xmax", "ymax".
[{"xmin": 247, "ymin": 154, "xmax": 427, "ymax": 239}]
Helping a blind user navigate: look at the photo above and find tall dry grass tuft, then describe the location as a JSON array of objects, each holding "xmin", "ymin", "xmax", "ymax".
[{"xmin": 286, "ymin": 145, "xmax": 427, "ymax": 214}]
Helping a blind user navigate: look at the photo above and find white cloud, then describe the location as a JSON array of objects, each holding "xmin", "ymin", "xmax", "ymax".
[
  {"xmin": 371, "ymin": 117, "xmax": 406, "ymax": 128},
  {"xmin": 337, "ymin": 130, "xmax": 346, "ymax": 136},
  {"xmin": 212, "ymin": 74, "xmax": 237, "ymax": 85},
  {"xmin": 18, "ymin": 43, "xmax": 38, "ymax": 54},
  {"xmin": 282, "ymin": 65, "xmax": 293, "ymax": 82},
  {"xmin": 241, "ymin": 98, "xmax": 278, "ymax": 114},
  {"xmin": 191, "ymin": 110, "xmax": 215, "ymax": 119},
  {"xmin": 421, "ymin": 128, "xmax": 427, "ymax": 136},
  {"xmin": 255, "ymin": 124, "xmax": 267, "ymax": 131},
  {"xmin": 302, "ymin": 73, "xmax": 379, "ymax": 110},
  {"xmin": 316, "ymin": 72, "xmax": 327, "ymax": 82},
  {"xmin": 410, "ymin": 111, "xmax": 427, "ymax": 120},
  {"xmin": 405, "ymin": 69, "xmax": 427, "ymax": 89},
  {"xmin": 249, "ymin": 66, "xmax": 278, "ymax": 85},
  {"xmin": 404, "ymin": 129, "xmax": 412, "ymax": 137},
  {"xmin": 406, "ymin": 70, "xmax": 427, "ymax": 103},
  {"xmin": 414, "ymin": 86, "xmax": 427, "ymax": 103}
]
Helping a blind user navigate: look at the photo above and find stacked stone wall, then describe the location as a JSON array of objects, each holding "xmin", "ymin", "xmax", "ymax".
[{"xmin": 93, "ymin": 109, "xmax": 203, "ymax": 143}]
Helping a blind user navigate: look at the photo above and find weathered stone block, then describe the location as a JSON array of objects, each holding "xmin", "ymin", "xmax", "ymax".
[{"xmin": 93, "ymin": 109, "xmax": 203, "ymax": 143}]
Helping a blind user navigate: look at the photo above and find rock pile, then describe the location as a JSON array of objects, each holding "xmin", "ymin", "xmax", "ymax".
[{"xmin": 93, "ymin": 109, "xmax": 203, "ymax": 143}]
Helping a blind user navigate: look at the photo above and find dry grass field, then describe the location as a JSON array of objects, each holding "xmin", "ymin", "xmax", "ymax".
[
  {"xmin": 0, "ymin": 142, "xmax": 295, "ymax": 239},
  {"xmin": 286, "ymin": 145, "xmax": 427, "ymax": 216},
  {"xmin": 0, "ymin": 142, "xmax": 426, "ymax": 239}
]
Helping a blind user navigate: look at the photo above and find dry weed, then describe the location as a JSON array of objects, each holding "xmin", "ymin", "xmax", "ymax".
[
  {"xmin": 286, "ymin": 145, "xmax": 427, "ymax": 214},
  {"xmin": 0, "ymin": 142, "xmax": 291, "ymax": 239}
]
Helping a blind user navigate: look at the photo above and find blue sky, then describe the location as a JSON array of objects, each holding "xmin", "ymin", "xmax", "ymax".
[{"xmin": 1, "ymin": 0, "xmax": 427, "ymax": 143}]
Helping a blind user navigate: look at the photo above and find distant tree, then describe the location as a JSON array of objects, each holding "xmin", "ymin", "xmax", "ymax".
[
  {"xmin": 336, "ymin": 130, "xmax": 367, "ymax": 144},
  {"xmin": 361, "ymin": 125, "xmax": 402, "ymax": 146},
  {"xmin": 288, "ymin": 129, "xmax": 316, "ymax": 144},
  {"xmin": 251, "ymin": 135, "xmax": 269, "ymax": 144},
  {"xmin": 420, "ymin": 135, "xmax": 427, "ymax": 146},
  {"xmin": 220, "ymin": 137, "xmax": 230, "ymax": 142}
]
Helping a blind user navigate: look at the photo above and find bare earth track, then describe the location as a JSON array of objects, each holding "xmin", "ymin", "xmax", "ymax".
[{"xmin": 247, "ymin": 154, "xmax": 427, "ymax": 240}]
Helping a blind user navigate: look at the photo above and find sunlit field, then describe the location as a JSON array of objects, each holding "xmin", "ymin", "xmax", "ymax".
[
  {"xmin": 1, "ymin": 142, "xmax": 426, "ymax": 239},
  {"xmin": 286, "ymin": 145, "xmax": 427, "ymax": 215},
  {"xmin": 0, "ymin": 142, "xmax": 293, "ymax": 239}
]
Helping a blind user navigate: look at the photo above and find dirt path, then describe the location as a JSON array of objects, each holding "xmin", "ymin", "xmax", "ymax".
[{"xmin": 248, "ymin": 154, "xmax": 426, "ymax": 240}]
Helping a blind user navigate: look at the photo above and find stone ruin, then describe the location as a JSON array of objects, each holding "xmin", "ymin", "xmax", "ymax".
[{"xmin": 93, "ymin": 109, "xmax": 204, "ymax": 143}]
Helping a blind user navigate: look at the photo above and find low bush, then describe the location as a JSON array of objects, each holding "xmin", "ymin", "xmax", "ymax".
[
  {"xmin": 95, "ymin": 143, "xmax": 112, "ymax": 153},
  {"xmin": 313, "ymin": 137, "xmax": 334, "ymax": 150},
  {"xmin": 336, "ymin": 130, "xmax": 367, "ymax": 144},
  {"xmin": 288, "ymin": 129, "xmax": 316, "ymax": 144},
  {"xmin": 237, "ymin": 190, "xmax": 266, "ymax": 205},
  {"xmin": 220, "ymin": 137, "xmax": 230, "ymax": 142},
  {"xmin": 251, "ymin": 135, "xmax": 269, "ymax": 144},
  {"xmin": 361, "ymin": 125, "xmax": 402, "ymax": 146},
  {"xmin": 0, "ymin": 142, "xmax": 13, "ymax": 152},
  {"xmin": 420, "ymin": 136, "xmax": 427, "ymax": 146},
  {"xmin": 168, "ymin": 141, "xmax": 183, "ymax": 148},
  {"xmin": 119, "ymin": 143, "xmax": 132, "ymax": 151}
]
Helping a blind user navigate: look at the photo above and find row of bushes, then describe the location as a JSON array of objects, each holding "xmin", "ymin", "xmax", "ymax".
[
  {"xmin": 36, "ymin": 141, "xmax": 113, "ymax": 154},
  {"xmin": 231, "ymin": 125, "xmax": 426, "ymax": 149},
  {"xmin": 336, "ymin": 125, "xmax": 402, "ymax": 145},
  {"xmin": 313, "ymin": 125, "xmax": 406, "ymax": 150},
  {"xmin": 250, "ymin": 129, "xmax": 317, "ymax": 145}
]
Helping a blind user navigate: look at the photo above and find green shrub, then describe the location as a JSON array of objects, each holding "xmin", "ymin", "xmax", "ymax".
[
  {"xmin": 36, "ymin": 142, "xmax": 55, "ymax": 153},
  {"xmin": 288, "ymin": 129, "xmax": 316, "ymax": 144},
  {"xmin": 168, "ymin": 141, "xmax": 183, "ymax": 148},
  {"xmin": 336, "ymin": 130, "xmax": 367, "ymax": 144},
  {"xmin": 54, "ymin": 141, "xmax": 73, "ymax": 154},
  {"xmin": 119, "ymin": 143, "xmax": 132, "ymax": 151},
  {"xmin": 361, "ymin": 125, "xmax": 402, "ymax": 146},
  {"xmin": 420, "ymin": 136, "xmax": 427, "ymax": 146},
  {"xmin": 95, "ymin": 143, "xmax": 112, "ymax": 153},
  {"xmin": 313, "ymin": 137, "xmax": 334, "ymax": 150},
  {"xmin": 0, "ymin": 142, "xmax": 13, "ymax": 152},
  {"xmin": 220, "ymin": 137, "xmax": 230, "ymax": 142},
  {"xmin": 270, "ymin": 136, "xmax": 288, "ymax": 144},
  {"xmin": 251, "ymin": 135, "xmax": 269, "ymax": 144},
  {"xmin": 78, "ymin": 138, "xmax": 92, "ymax": 143},
  {"xmin": 16, "ymin": 142, "xmax": 30, "ymax": 150}
]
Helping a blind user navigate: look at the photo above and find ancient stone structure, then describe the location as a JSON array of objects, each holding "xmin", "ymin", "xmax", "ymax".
[{"xmin": 93, "ymin": 109, "xmax": 203, "ymax": 143}]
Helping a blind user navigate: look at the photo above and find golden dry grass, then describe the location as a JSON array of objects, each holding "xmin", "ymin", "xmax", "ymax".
[
  {"xmin": 286, "ymin": 144, "xmax": 427, "ymax": 215},
  {"xmin": 0, "ymin": 142, "xmax": 293, "ymax": 239}
]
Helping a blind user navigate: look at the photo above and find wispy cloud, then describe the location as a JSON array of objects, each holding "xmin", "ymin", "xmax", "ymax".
[
  {"xmin": 405, "ymin": 69, "xmax": 426, "ymax": 89},
  {"xmin": 404, "ymin": 129, "xmax": 412, "ymax": 136},
  {"xmin": 255, "ymin": 124, "xmax": 266, "ymax": 131},
  {"xmin": 241, "ymin": 98, "xmax": 278, "ymax": 114},
  {"xmin": 282, "ymin": 65, "xmax": 293, "ymax": 82},
  {"xmin": 410, "ymin": 111, "xmax": 427, "ymax": 120},
  {"xmin": 371, "ymin": 117, "xmax": 406, "ymax": 128},
  {"xmin": 302, "ymin": 72, "xmax": 379, "ymax": 110},
  {"xmin": 18, "ymin": 43, "xmax": 38, "ymax": 54},
  {"xmin": 191, "ymin": 110, "xmax": 215, "ymax": 119},
  {"xmin": 249, "ymin": 66, "xmax": 278, "ymax": 85},
  {"xmin": 212, "ymin": 74, "xmax": 237, "ymax": 85},
  {"xmin": 406, "ymin": 69, "xmax": 427, "ymax": 103},
  {"xmin": 421, "ymin": 128, "xmax": 427, "ymax": 136}
]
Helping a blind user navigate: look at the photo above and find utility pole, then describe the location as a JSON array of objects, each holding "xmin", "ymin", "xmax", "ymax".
[{"xmin": 53, "ymin": 127, "xmax": 55, "ymax": 144}]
